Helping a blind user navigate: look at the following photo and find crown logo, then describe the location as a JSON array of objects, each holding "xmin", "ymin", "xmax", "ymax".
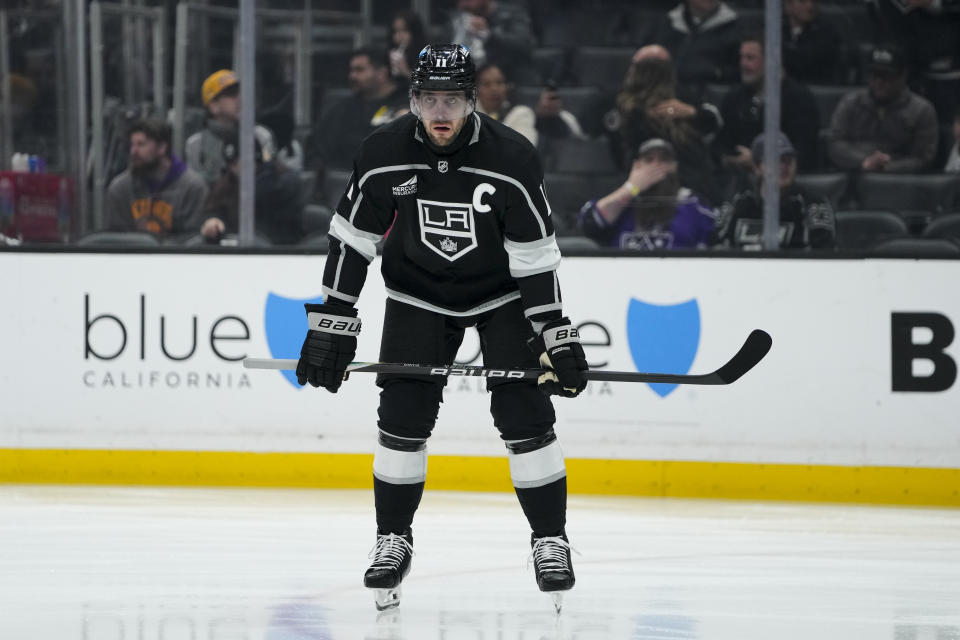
[{"xmin": 440, "ymin": 238, "xmax": 458, "ymax": 253}]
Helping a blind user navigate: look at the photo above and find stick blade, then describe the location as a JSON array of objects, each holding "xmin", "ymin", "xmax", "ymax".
[{"xmin": 712, "ymin": 329, "xmax": 772, "ymax": 384}]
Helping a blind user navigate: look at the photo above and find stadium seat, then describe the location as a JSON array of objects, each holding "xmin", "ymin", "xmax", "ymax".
[
  {"xmin": 556, "ymin": 235, "xmax": 600, "ymax": 252},
  {"xmin": 299, "ymin": 170, "xmax": 318, "ymax": 204},
  {"xmin": 298, "ymin": 230, "xmax": 330, "ymax": 251},
  {"xmin": 702, "ymin": 84, "xmax": 734, "ymax": 108},
  {"xmin": 922, "ymin": 213, "xmax": 960, "ymax": 241},
  {"xmin": 544, "ymin": 173, "xmax": 622, "ymax": 236},
  {"xmin": 809, "ymin": 85, "xmax": 852, "ymax": 122},
  {"xmin": 540, "ymin": 136, "xmax": 619, "ymax": 175},
  {"xmin": 538, "ymin": 9, "xmax": 637, "ymax": 47},
  {"xmin": 834, "ymin": 210, "xmax": 909, "ymax": 250},
  {"xmin": 794, "ymin": 173, "xmax": 850, "ymax": 208},
  {"xmin": 76, "ymin": 231, "xmax": 161, "ymax": 247},
  {"xmin": 871, "ymin": 237, "xmax": 960, "ymax": 256},
  {"xmin": 302, "ymin": 203, "xmax": 332, "ymax": 235},
  {"xmin": 570, "ymin": 47, "xmax": 635, "ymax": 92},
  {"xmin": 320, "ymin": 169, "xmax": 352, "ymax": 212},
  {"xmin": 512, "ymin": 85, "xmax": 604, "ymax": 126},
  {"xmin": 856, "ymin": 174, "xmax": 960, "ymax": 216}
]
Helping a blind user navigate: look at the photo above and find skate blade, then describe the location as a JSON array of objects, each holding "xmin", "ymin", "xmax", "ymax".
[
  {"xmin": 550, "ymin": 592, "xmax": 563, "ymax": 615},
  {"xmin": 373, "ymin": 586, "xmax": 401, "ymax": 611}
]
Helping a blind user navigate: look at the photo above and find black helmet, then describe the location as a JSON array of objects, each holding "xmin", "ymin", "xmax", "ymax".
[{"xmin": 410, "ymin": 44, "xmax": 476, "ymax": 95}]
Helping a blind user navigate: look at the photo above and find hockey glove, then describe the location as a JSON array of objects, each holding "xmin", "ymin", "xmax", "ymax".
[
  {"xmin": 528, "ymin": 317, "xmax": 588, "ymax": 398},
  {"xmin": 296, "ymin": 303, "xmax": 361, "ymax": 393}
]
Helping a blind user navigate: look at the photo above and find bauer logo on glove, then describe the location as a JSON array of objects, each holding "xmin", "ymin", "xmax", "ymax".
[{"xmin": 528, "ymin": 318, "xmax": 589, "ymax": 398}]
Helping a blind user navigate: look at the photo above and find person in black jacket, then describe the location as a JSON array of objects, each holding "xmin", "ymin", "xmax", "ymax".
[
  {"xmin": 644, "ymin": 0, "xmax": 742, "ymax": 87},
  {"xmin": 782, "ymin": 0, "xmax": 843, "ymax": 85},
  {"xmin": 294, "ymin": 44, "xmax": 587, "ymax": 612},
  {"xmin": 199, "ymin": 137, "xmax": 304, "ymax": 245},
  {"xmin": 715, "ymin": 33, "xmax": 821, "ymax": 175},
  {"xmin": 715, "ymin": 132, "xmax": 835, "ymax": 250}
]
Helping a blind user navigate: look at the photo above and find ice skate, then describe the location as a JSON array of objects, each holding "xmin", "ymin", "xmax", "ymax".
[
  {"xmin": 529, "ymin": 532, "xmax": 576, "ymax": 614},
  {"xmin": 364, "ymin": 529, "xmax": 413, "ymax": 611}
]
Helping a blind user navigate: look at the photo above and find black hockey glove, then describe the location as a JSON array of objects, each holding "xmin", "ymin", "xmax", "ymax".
[
  {"xmin": 296, "ymin": 303, "xmax": 361, "ymax": 393},
  {"xmin": 528, "ymin": 317, "xmax": 588, "ymax": 398}
]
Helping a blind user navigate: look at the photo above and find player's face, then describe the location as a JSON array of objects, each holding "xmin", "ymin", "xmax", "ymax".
[{"xmin": 416, "ymin": 91, "xmax": 470, "ymax": 146}]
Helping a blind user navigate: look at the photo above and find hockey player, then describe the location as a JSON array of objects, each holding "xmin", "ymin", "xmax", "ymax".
[{"xmin": 295, "ymin": 44, "xmax": 588, "ymax": 612}]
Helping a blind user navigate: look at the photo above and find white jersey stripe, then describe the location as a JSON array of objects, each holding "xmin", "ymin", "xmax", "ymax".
[
  {"xmin": 504, "ymin": 235, "xmax": 561, "ymax": 277},
  {"xmin": 329, "ymin": 215, "xmax": 382, "ymax": 262},
  {"xmin": 385, "ymin": 287, "xmax": 521, "ymax": 317},
  {"xmin": 458, "ymin": 165, "xmax": 548, "ymax": 238}
]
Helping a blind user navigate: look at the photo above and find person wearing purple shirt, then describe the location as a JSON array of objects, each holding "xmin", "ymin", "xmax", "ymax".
[{"xmin": 577, "ymin": 138, "xmax": 716, "ymax": 250}]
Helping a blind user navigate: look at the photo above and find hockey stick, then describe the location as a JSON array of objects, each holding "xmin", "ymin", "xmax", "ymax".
[{"xmin": 242, "ymin": 329, "xmax": 771, "ymax": 386}]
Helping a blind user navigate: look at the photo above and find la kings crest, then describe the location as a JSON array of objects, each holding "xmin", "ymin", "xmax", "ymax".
[{"xmin": 417, "ymin": 198, "xmax": 478, "ymax": 261}]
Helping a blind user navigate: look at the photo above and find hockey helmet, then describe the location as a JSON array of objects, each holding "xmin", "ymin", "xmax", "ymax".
[
  {"xmin": 409, "ymin": 44, "xmax": 476, "ymax": 120},
  {"xmin": 410, "ymin": 44, "xmax": 476, "ymax": 95}
]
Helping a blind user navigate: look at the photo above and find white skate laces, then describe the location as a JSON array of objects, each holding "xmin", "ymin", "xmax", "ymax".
[
  {"xmin": 528, "ymin": 535, "xmax": 578, "ymax": 572},
  {"xmin": 368, "ymin": 532, "xmax": 414, "ymax": 571}
]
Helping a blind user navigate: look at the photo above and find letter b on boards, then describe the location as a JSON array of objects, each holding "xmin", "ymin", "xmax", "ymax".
[{"xmin": 891, "ymin": 312, "xmax": 956, "ymax": 392}]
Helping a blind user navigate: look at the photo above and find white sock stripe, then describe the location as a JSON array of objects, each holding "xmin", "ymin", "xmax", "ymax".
[
  {"xmin": 507, "ymin": 440, "xmax": 566, "ymax": 489},
  {"xmin": 373, "ymin": 442, "xmax": 427, "ymax": 484}
]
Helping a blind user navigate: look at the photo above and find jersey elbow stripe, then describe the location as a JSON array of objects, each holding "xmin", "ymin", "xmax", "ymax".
[
  {"xmin": 505, "ymin": 236, "xmax": 561, "ymax": 277},
  {"xmin": 459, "ymin": 166, "xmax": 549, "ymax": 238},
  {"xmin": 329, "ymin": 216, "xmax": 381, "ymax": 262},
  {"xmin": 372, "ymin": 442, "xmax": 428, "ymax": 485},
  {"xmin": 524, "ymin": 302, "xmax": 563, "ymax": 318},
  {"xmin": 507, "ymin": 440, "xmax": 566, "ymax": 489}
]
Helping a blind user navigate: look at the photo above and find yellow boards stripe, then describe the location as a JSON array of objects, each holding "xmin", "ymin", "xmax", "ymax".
[{"xmin": 0, "ymin": 449, "xmax": 957, "ymax": 507}]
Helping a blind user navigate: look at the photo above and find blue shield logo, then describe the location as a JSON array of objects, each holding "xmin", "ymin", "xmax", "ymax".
[
  {"xmin": 626, "ymin": 298, "xmax": 700, "ymax": 397},
  {"xmin": 265, "ymin": 293, "xmax": 324, "ymax": 388}
]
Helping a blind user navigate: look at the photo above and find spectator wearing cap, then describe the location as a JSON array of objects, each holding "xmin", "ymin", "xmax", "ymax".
[
  {"xmin": 716, "ymin": 131, "xmax": 836, "ymax": 250},
  {"xmin": 827, "ymin": 44, "xmax": 938, "ymax": 173},
  {"xmin": 715, "ymin": 33, "xmax": 820, "ymax": 174},
  {"xmin": 185, "ymin": 69, "xmax": 277, "ymax": 185},
  {"xmin": 643, "ymin": 0, "xmax": 741, "ymax": 87},
  {"xmin": 106, "ymin": 118, "xmax": 208, "ymax": 240},
  {"xmin": 577, "ymin": 138, "xmax": 717, "ymax": 250},
  {"xmin": 199, "ymin": 134, "xmax": 304, "ymax": 246},
  {"xmin": 305, "ymin": 48, "xmax": 408, "ymax": 172}
]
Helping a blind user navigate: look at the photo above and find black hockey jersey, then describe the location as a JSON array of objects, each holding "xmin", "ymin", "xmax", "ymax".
[{"xmin": 322, "ymin": 111, "xmax": 564, "ymax": 325}]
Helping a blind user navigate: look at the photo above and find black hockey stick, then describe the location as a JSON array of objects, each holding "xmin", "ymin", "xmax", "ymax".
[{"xmin": 242, "ymin": 329, "xmax": 771, "ymax": 386}]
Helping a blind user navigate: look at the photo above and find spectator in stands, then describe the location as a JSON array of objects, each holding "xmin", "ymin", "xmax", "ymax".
[
  {"xmin": 868, "ymin": 0, "xmax": 960, "ymax": 122},
  {"xmin": 449, "ymin": 0, "xmax": 538, "ymax": 84},
  {"xmin": 716, "ymin": 132, "xmax": 836, "ymax": 250},
  {"xmin": 782, "ymin": 0, "xmax": 842, "ymax": 85},
  {"xmin": 306, "ymin": 48, "xmax": 409, "ymax": 171},
  {"xmin": 387, "ymin": 9, "xmax": 429, "ymax": 84},
  {"xmin": 827, "ymin": 44, "xmax": 939, "ymax": 173},
  {"xmin": 185, "ymin": 70, "xmax": 276, "ymax": 185},
  {"xmin": 578, "ymin": 138, "xmax": 716, "ymax": 250},
  {"xmin": 946, "ymin": 109, "xmax": 960, "ymax": 172},
  {"xmin": 474, "ymin": 64, "xmax": 584, "ymax": 148},
  {"xmin": 199, "ymin": 136, "xmax": 304, "ymax": 246},
  {"xmin": 259, "ymin": 110, "xmax": 304, "ymax": 172},
  {"xmin": 644, "ymin": 0, "xmax": 741, "ymax": 87},
  {"xmin": 715, "ymin": 33, "xmax": 820, "ymax": 175},
  {"xmin": 106, "ymin": 119, "xmax": 208, "ymax": 239},
  {"xmin": 609, "ymin": 45, "xmax": 724, "ymax": 206}
]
